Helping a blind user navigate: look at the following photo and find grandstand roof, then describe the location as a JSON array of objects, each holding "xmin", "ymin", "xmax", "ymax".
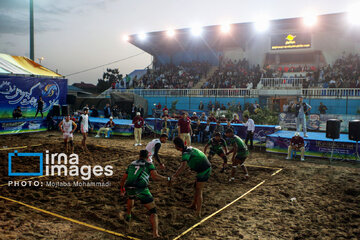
[
  {"xmin": 129, "ymin": 12, "xmax": 349, "ymax": 56},
  {"xmin": 0, "ymin": 53, "xmax": 61, "ymax": 77}
]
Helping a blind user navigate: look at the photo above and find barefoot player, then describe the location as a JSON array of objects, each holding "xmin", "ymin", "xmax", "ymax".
[
  {"xmin": 59, "ymin": 115, "xmax": 77, "ymax": 153},
  {"xmin": 225, "ymin": 128, "xmax": 249, "ymax": 181},
  {"xmin": 79, "ymin": 107, "xmax": 93, "ymax": 152},
  {"xmin": 172, "ymin": 137, "xmax": 211, "ymax": 217},
  {"xmin": 204, "ymin": 132, "xmax": 228, "ymax": 172},
  {"xmin": 120, "ymin": 150, "xmax": 170, "ymax": 238},
  {"xmin": 145, "ymin": 134, "xmax": 168, "ymax": 169}
]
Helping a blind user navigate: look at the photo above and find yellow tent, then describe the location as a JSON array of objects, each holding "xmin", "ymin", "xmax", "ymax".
[
  {"xmin": 11, "ymin": 56, "xmax": 61, "ymax": 77},
  {"xmin": 0, "ymin": 53, "xmax": 61, "ymax": 77}
]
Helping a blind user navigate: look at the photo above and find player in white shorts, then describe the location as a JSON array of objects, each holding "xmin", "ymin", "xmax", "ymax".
[
  {"xmin": 59, "ymin": 115, "xmax": 77, "ymax": 153},
  {"xmin": 145, "ymin": 134, "xmax": 168, "ymax": 169},
  {"xmin": 79, "ymin": 107, "xmax": 93, "ymax": 152}
]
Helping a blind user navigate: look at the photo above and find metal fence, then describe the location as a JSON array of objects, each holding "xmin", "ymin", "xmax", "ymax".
[
  {"xmin": 101, "ymin": 87, "xmax": 360, "ymax": 98},
  {"xmin": 260, "ymin": 78, "xmax": 304, "ymax": 89},
  {"xmin": 104, "ymin": 88, "xmax": 258, "ymax": 97},
  {"xmin": 302, "ymin": 88, "xmax": 360, "ymax": 97}
]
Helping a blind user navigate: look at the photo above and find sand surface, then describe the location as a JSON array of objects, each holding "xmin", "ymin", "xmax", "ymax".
[{"xmin": 1, "ymin": 131, "xmax": 359, "ymax": 239}]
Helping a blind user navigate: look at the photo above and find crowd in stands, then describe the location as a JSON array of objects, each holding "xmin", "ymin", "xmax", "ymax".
[
  {"xmin": 318, "ymin": 53, "xmax": 360, "ymax": 88},
  {"xmin": 131, "ymin": 61, "xmax": 210, "ymax": 89},
  {"xmin": 202, "ymin": 58, "xmax": 263, "ymax": 89},
  {"xmin": 108, "ymin": 53, "xmax": 360, "ymax": 91}
]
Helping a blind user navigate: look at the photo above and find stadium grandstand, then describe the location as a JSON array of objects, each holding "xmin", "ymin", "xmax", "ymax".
[{"xmin": 99, "ymin": 12, "xmax": 360, "ymax": 116}]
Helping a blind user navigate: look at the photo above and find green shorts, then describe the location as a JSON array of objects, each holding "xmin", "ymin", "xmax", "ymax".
[
  {"xmin": 196, "ymin": 167, "xmax": 211, "ymax": 182},
  {"xmin": 209, "ymin": 148, "xmax": 225, "ymax": 156},
  {"xmin": 125, "ymin": 187, "xmax": 154, "ymax": 204},
  {"xmin": 235, "ymin": 151, "xmax": 248, "ymax": 160}
]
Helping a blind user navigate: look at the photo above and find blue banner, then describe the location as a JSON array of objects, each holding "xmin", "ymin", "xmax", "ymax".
[
  {"xmin": 0, "ymin": 118, "xmax": 47, "ymax": 135},
  {"xmin": 0, "ymin": 75, "xmax": 67, "ymax": 119}
]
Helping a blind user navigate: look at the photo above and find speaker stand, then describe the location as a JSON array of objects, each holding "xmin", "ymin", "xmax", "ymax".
[{"xmin": 330, "ymin": 139, "xmax": 335, "ymax": 163}]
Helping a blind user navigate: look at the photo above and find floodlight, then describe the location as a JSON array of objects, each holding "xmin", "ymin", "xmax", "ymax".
[
  {"xmin": 220, "ymin": 24, "xmax": 231, "ymax": 33},
  {"xmin": 255, "ymin": 17, "xmax": 269, "ymax": 32},
  {"xmin": 191, "ymin": 25, "xmax": 203, "ymax": 36},
  {"xmin": 166, "ymin": 29, "xmax": 175, "ymax": 37},
  {"xmin": 138, "ymin": 33, "xmax": 147, "ymax": 41},
  {"xmin": 123, "ymin": 35, "xmax": 129, "ymax": 42},
  {"xmin": 303, "ymin": 12, "xmax": 317, "ymax": 27},
  {"xmin": 348, "ymin": 3, "xmax": 360, "ymax": 25}
]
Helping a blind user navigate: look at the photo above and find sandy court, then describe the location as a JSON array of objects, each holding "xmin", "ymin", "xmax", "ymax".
[{"xmin": 0, "ymin": 131, "xmax": 359, "ymax": 239}]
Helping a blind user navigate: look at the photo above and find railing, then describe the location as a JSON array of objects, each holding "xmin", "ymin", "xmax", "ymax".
[
  {"xmin": 99, "ymin": 87, "xmax": 360, "ymax": 98},
  {"xmin": 260, "ymin": 78, "xmax": 305, "ymax": 89},
  {"xmin": 302, "ymin": 88, "xmax": 360, "ymax": 97},
  {"xmin": 103, "ymin": 88, "xmax": 259, "ymax": 97}
]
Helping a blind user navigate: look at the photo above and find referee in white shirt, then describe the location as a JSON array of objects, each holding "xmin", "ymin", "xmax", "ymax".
[{"xmin": 242, "ymin": 115, "xmax": 255, "ymax": 150}]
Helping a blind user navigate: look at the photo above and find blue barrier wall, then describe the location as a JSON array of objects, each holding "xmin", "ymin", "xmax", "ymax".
[
  {"xmin": 305, "ymin": 98, "xmax": 360, "ymax": 115},
  {"xmin": 145, "ymin": 96, "xmax": 258, "ymax": 115},
  {"xmin": 144, "ymin": 96, "xmax": 360, "ymax": 116}
]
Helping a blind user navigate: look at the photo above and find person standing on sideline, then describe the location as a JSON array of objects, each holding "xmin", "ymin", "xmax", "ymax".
[
  {"xmin": 138, "ymin": 105, "xmax": 145, "ymax": 117},
  {"xmin": 90, "ymin": 105, "xmax": 99, "ymax": 117},
  {"xmin": 198, "ymin": 101, "xmax": 204, "ymax": 110},
  {"xmin": 104, "ymin": 103, "xmax": 111, "ymax": 118},
  {"xmin": 241, "ymin": 115, "xmax": 255, "ymax": 150},
  {"xmin": 199, "ymin": 112, "xmax": 207, "ymax": 121},
  {"xmin": 318, "ymin": 102, "xmax": 328, "ymax": 114},
  {"xmin": 13, "ymin": 106, "xmax": 22, "ymax": 119},
  {"xmin": 286, "ymin": 132, "xmax": 305, "ymax": 161},
  {"xmin": 35, "ymin": 96, "xmax": 44, "ymax": 118},
  {"xmin": 295, "ymin": 97, "xmax": 311, "ymax": 137},
  {"xmin": 79, "ymin": 107, "xmax": 93, "ymax": 152},
  {"xmin": 131, "ymin": 104, "xmax": 137, "ymax": 119},
  {"xmin": 133, "ymin": 112, "xmax": 144, "ymax": 146},
  {"xmin": 178, "ymin": 112, "xmax": 192, "ymax": 146},
  {"xmin": 120, "ymin": 150, "xmax": 170, "ymax": 238}
]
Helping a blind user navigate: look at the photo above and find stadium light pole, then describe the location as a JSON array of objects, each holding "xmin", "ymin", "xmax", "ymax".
[{"xmin": 30, "ymin": 0, "xmax": 34, "ymax": 61}]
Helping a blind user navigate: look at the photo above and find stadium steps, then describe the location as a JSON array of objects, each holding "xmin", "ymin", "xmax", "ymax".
[{"xmin": 193, "ymin": 66, "xmax": 218, "ymax": 89}]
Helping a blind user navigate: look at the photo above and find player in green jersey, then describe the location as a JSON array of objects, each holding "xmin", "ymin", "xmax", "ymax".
[
  {"xmin": 172, "ymin": 137, "xmax": 211, "ymax": 217},
  {"xmin": 120, "ymin": 150, "xmax": 170, "ymax": 238},
  {"xmin": 204, "ymin": 132, "xmax": 229, "ymax": 172},
  {"xmin": 225, "ymin": 128, "xmax": 249, "ymax": 181}
]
